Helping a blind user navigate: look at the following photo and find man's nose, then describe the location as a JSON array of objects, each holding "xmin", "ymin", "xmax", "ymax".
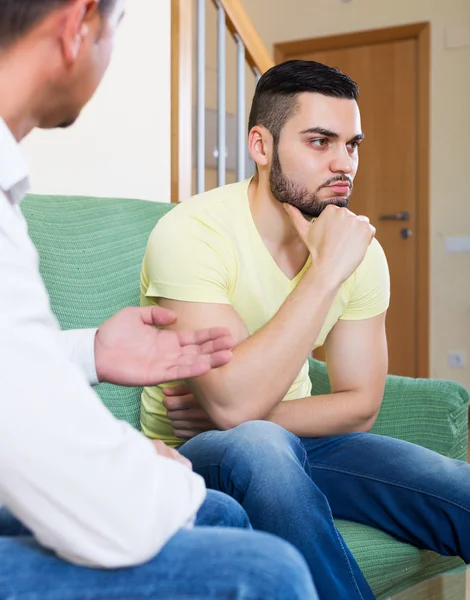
[{"xmin": 329, "ymin": 147, "xmax": 354, "ymax": 174}]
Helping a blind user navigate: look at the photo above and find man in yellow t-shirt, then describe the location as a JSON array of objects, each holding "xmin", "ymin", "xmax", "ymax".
[
  {"xmin": 140, "ymin": 178, "xmax": 389, "ymax": 447},
  {"xmin": 140, "ymin": 61, "xmax": 470, "ymax": 599}
]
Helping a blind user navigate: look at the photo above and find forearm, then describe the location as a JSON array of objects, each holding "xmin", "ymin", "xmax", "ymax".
[
  {"xmin": 265, "ymin": 391, "xmax": 380, "ymax": 437},
  {"xmin": 190, "ymin": 268, "xmax": 340, "ymax": 428}
]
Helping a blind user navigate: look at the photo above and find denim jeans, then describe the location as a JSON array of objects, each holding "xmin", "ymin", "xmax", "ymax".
[
  {"xmin": 0, "ymin": 489, "xmax": 318, "ymax": 600},
  {"xmin": 179, "ymin": 421, "xmax": 470, "ymax": 600}
]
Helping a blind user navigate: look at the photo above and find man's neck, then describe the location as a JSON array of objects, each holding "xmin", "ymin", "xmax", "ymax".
[
  {"xmin": 248, "ymin": 175, "xmax": 310, "ymax": 279},
  {"xmin": 0, "ymin": 43, "xmax": 46, "ymax": 141},
  {"xmin": 248, "ymin": 175, "xmax": 307, "ymax": 248}
]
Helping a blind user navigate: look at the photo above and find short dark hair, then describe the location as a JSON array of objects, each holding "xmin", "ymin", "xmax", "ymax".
[
  {"xmin": 248, "ymin": 59, "xmax": 359, "ymax": 145},
  {"xmin": 0, "ymin": 0, "xmax": 115, "ymax": 48}
]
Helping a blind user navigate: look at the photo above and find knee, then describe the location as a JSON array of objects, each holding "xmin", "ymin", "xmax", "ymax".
[
  {"xmin": 231, "ymin": 420, "xmax": 298, "ymax": 451},
  {"xmin": 224, "ymin": 420, "xmax": 304, "ymax": 466},
  {"xmin": 196, "ymin": 490, "xmax": 251, "ymax": 529},
  {"xmin": 181, "ymin": 421, "xmax": 307, "ymax": 482}
]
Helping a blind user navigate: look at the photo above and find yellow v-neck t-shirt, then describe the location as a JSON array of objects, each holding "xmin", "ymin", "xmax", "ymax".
[{"xmin": 140, "ymin": 179, "xmax": 390, "ymax": 446}]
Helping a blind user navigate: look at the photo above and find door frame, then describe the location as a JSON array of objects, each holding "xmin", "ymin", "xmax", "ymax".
[{"xmin": 275, "ymin": 23, "xmax": 430, "ymax": 378}]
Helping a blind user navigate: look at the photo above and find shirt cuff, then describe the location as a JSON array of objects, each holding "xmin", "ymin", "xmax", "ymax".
[{"xmin": 60, "ymin": 329, "xmax": 100, "ymax": 386}]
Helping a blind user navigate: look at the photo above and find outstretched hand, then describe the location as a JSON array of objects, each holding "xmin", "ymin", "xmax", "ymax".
[{"xmin": 94, "ymin": 306, "xmax": 234, "ymax": 386}]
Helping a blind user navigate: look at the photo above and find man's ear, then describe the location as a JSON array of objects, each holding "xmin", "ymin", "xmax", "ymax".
[
  {"xmin": 59, "ymin": 0, "xmax": 100, "ymax": 64},
  {"xmin": 247, "ymin": 125, "xmax": 272, "ymax": 170}
]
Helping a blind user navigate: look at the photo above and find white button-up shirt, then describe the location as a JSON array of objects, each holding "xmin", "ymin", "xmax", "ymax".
[{"xmin": 0, "ymin": 118, "xmax": 205, "ymax": 567}]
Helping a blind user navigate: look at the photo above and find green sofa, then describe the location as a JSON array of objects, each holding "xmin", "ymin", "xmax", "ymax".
[{"xmin": 22, "ymin": 194, "xmax": 469, "ymax": 599}]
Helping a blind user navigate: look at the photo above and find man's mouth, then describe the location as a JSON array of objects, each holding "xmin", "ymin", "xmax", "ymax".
[{"xmin": 326, "ymin": 183, "xmax": 351, "ymax": 194}]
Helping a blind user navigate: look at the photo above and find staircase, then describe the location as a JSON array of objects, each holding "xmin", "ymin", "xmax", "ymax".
[{"xmin": 171, "ymin": 0, "xmax": 274, "ymax": 202}]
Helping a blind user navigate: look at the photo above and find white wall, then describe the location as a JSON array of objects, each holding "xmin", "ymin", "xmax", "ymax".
[{"xmin": 21, "ymin": 0, "xmax": 171, "ymax": 203}]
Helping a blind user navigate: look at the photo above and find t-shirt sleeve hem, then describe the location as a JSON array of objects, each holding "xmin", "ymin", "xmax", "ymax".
[
  {"xmin": 339, "ymin": 301, "xmax": 389, "ymax": 321},
  {"xmin": 146, "ymin": 282, "xmax": 231, "ymax": 305}
]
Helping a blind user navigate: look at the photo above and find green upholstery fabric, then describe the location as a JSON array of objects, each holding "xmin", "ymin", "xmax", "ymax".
[
  {"xmin": 309, "ymin": 360, "xmax": 469, "ymax": 460},
  {"xmin": 22, "ymin": 194, "xmax": 469, "ymax": 599},
  {"xmin": 22, "ymin": 195, "xmax": 172, "ymax": 427}
]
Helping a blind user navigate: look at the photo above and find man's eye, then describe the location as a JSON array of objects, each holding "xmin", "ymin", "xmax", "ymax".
[
  {"xmin": 347, "ymin": 141, "xmax": 359, "ymax": 151},
  {"xmin": 310, "ymin": 138, "xmax": 328, "ymax": 148}
]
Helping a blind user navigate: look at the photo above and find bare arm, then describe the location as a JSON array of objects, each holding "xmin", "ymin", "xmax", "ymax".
[
  {"xmin": 157, "ymin": 205, "xmax": 376, "ymax": 430},
  {"xmin": 159, "ymin": 266, "xmax": 339, "ymax": 430},
  {"xmin": 266, "ymin": 312, "xmax": 388, "ymax": 436}
]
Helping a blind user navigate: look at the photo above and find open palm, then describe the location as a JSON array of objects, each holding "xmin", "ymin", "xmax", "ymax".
[{"xmin": 94, "ymin": 306, "xmax": 234, "ymax": 386}]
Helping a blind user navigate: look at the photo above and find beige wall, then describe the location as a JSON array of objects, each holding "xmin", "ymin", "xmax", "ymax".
[
  {"xmin": 239, "ymin": 0, "xmax": 470, "ymax": 388},
  {"xmin": 21, "ymin": 0, "xmax": 171, "ymax": 203}
]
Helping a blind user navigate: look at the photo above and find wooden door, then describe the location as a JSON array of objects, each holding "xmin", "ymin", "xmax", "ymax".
[{"xmin": 276, "ymin": 26, "xmax": 430, "ymax": 378}]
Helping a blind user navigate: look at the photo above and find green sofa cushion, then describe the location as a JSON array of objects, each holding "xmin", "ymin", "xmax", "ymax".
[
  {"xmin": 336, "ymin": 520, "xmax": 463, "ymax": 598},
  {"xmin": 309, "ymin": 359, "xmax": 469, "ymax": 461},
  {"xmin": 22, "ymin": 194, "xmax": 171, "ymax": 427},
  {"xmin": 22, "ymin": 194, "xmax": 469, "ymax": 599}
]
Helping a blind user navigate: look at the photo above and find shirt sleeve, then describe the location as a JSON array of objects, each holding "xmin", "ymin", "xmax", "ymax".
[
  {"xmin": 60, "ymin": 329, "xmax": 99, "ymax": 386},
  {"xmin": 340, "ymin": 238, "xmax": 390, "ymax": 321},
  {"xmin": 0, "ymin": 198, "xmax": 206, "ymax": 568},
  {"xmin": 142, "ymin": 212, "xmax": 235, "ymax": 305}
]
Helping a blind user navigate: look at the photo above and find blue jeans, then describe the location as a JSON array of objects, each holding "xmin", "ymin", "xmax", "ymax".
[
  {"xmin": 179, "ymin": 421, "xmax": 470, "ymax": 600},
  {"xmin": 0, "ymin": 489, "xmax": 318, "ymax": 599}
]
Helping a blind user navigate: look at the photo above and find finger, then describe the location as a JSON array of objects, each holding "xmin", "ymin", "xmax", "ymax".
[
  {"xmin": 356, "ymin": 215, "xmax": 370, "ymax": 223},
  {"xmin": 140, "ymin": 306, "xmax": 177, "ymax": 327},
  {"xmin": 163, "ymin": 397, "xmax": 185, "ymax": 411},
  {"xmin": 174, "ymin": 429, "xmax": 204, "ymax": 441},
  {"xmin": 171, "ymin": 448, "xmax": 192, "ymax": 470},
  {"xmin": 164, "ymin": 359, "xmax": 212, "ymax": 382},
  {"xmin": 181, "ymin": 335, "xmax": 235, "ymax": 357},
  {"xmin": 162, "ymin": 384, "xmax": 193, "ymax": 397},
  {"xmin": 170, "ymin": 419, "xmax": 213, "ymax": 430},
  {"xmin": 207, "ymin": 349, "xmax": 233, "ymax": 369},
  {"xmin": 167, "ymin": 409, "xmax": 211, "ymax": 423},
  {"xmin": 177, "ymin": 327, "xmax": 234, "ymax": 348},
  {"xmin": 164, "ymin": 396, "xmax": 196, "ymax": 411},
  {"xmin": 151, "ymin": 439, "xmax": 174, "ymax": 460},
  {"xmin": 162, "ymin": 350, "xmax": 233, "ymax": 382},
  {"xmin": 178, "ymin": 350, "xmax": 233, "ymax": 374},
  {"xmin": 282, "ymin": 203, "xmax": 310, "ymax": 239}
]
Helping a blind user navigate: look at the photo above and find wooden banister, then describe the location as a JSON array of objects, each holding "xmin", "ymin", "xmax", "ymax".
[
  {"xmin": 171, "ymin": 0, "xmax": 193, "ymax": 203},
  {"xmin": 171, "ymin": 0, "xmax": 274, "ymax": 202},
  {"xmin": 212, "ymin": 0, "xmax": 274, "ymax": 74}
]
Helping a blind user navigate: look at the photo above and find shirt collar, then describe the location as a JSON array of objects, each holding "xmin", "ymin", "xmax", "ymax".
[{"xmin": 0, "ymin": 117, "xmax": 30, "ymax": 205}]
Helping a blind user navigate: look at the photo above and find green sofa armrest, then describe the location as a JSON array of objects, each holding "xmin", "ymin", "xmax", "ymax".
[{"xmin": 308, "ymin": 358, "xmax": 469, "ymax": 460}]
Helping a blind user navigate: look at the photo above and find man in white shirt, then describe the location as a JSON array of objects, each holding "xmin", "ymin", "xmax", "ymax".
[{"xmin": 0, "ymin": 1, "xmax": 318, "ymax": 598}]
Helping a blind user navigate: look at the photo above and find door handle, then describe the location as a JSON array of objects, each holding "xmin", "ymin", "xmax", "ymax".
[
  {"xmin": 400, "ymin": 228, "xmax": 412, "ymax": 239},
  {"xmin": 379, "ymin": 211, "xmax": 410, "ymax": 222}
]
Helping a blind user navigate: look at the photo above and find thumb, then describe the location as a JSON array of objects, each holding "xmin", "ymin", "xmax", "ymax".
[
  {"xmin": 283, "ymin": 203, "xmax": 310, "ymax": 242},
  {"xmin": 140, "ymin": 305, "xmax": 177, "ymax": 327}
]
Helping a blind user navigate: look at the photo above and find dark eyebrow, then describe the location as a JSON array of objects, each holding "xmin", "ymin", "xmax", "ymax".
[
  {"xmin": 299, "ymin": 128, "xmax": 365, "ymax": 143},
  {"xmin": 350, "ymin": 133, "xmax": 365, "ymax": 143},
  {"xmin": 300, "ymin": 127, "xmax": 339, "ymax": 138}
]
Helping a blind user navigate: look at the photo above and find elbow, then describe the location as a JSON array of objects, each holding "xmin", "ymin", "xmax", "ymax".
[
  {"xmin": 204, "ymin": 388, "xmax": 276, "ymax": 431},
  {"xmin": 358, "ymin": 407, "xmax": 380, "ymax": 433},
  {"xmin": 359, "ymin": 416, "xmax": 377, "ymax": 433},
  {"xmin": 212, "ymin": 413, "xmax": 246, "ymax": 431},
  {"xmin": 210, "ymin": 407, "xmax": 257, "ymax": 431}
]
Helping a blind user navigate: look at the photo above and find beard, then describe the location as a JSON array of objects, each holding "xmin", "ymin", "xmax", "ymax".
[
  {"xmin": 57, "ymin": 117, "xmax": 78, "ymax": 129},
  {"xmin": 269, "ymin": 144, "xmax": 353, "ymax": 218}
]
